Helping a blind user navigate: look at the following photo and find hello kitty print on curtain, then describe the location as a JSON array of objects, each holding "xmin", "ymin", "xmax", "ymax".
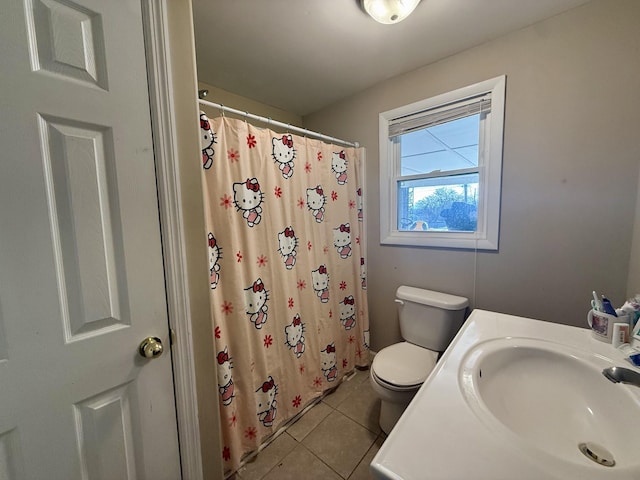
[{"xmin": 200, "ymin": 113, "xmax": 369, "ymax": 474}]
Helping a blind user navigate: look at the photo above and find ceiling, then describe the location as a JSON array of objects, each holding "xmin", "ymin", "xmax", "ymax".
[{"xmin": 192, "ymin": 0, "xmax": 592, "ymax": 117}]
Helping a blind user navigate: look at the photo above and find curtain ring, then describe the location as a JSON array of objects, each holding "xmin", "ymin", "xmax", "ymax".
[{"xmin": 220, "ymin": 104, "xmax": 225, "ymax": 117}]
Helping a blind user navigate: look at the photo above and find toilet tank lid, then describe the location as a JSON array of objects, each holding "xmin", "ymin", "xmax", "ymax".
[{"xmin": 396, "ymin": 286, "xmax": 469, "ymax": 310}]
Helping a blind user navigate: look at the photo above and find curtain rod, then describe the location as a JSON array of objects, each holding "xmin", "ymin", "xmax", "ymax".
[{"xmin": 198, "ymin": 98, "xmax": 359, "ymax": 148}]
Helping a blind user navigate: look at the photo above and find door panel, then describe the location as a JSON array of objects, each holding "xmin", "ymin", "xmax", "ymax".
[
  {"xmin": 27, "ymin": 0, "xmax": 109, "ymax": 88},
  {"xmin": 40, "ymin": 115, "xmax": 129, "ymax": 341},
  {"xmin": 0, "ymin": 0, "xmax": 181, "ymax": 478},
  {"xmin": 0, "ymin": 429, "xmax": 23, "ymax": 479},
  {"xmin": 74, "ymin": 382, "xmax": 138, "ymax": 480}
]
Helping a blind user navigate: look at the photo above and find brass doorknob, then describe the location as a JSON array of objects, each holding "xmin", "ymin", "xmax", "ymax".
[{"xmin": 139, "ymin": 336, "xmax": 163, "ymax": 359}]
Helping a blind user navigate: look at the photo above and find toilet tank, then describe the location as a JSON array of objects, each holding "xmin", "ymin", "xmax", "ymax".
[{"xmin": 396, "ymin": 286, "xmax": 469, "ymax": 351}]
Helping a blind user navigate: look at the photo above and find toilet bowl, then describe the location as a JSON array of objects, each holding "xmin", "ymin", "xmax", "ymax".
[
  {"xmin": 370, "ymin": 287, "xmax": 468, "ymax": 434},
  {"xmin": 370, "ymin": 342, "xmax": 438, "ymax": 434}
]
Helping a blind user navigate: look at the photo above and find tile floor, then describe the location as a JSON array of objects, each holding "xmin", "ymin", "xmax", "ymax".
[{"xmin": 233, "ymin": 367, "xmax": 385, "ymax": 480}]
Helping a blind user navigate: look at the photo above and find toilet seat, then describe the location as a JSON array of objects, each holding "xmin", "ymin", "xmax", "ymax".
[{"xmin": 371, "ymin": 342, "xmax": 438, "ymax": 391}]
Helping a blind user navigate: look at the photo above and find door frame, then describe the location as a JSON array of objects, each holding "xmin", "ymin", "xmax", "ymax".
[{"xmin": 141, "ymin": 1, "xmax": 215, "ymax": 479}]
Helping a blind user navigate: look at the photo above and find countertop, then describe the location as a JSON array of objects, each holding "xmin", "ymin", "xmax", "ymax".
[{"xmin": 370, "ymin": 309, "xmax": 640, "ymax": 480}]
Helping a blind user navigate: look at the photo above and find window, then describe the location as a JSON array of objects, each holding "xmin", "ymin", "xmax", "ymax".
[{"xmin": 379, "ymin": 76, "xmax": 505, "ymax": 250}]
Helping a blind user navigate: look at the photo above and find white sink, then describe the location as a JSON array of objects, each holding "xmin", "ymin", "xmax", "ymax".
[
  {"xmin": 460, "ymin": 337, "xmax": 640, "ymax": 468},
  {"xmin": 371, "ymin": 310, "xmax": 640, "ymax": 480}
]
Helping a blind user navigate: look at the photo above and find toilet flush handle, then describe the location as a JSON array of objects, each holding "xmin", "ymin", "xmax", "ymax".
[{"xmin": 394, "ymin": 299, "xmax": 404, "ymax": 306}]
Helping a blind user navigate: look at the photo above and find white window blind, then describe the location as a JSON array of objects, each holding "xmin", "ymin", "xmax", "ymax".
[{"xmin": 388, "ymin": 93, "xmax": 491, "ymax": 138}]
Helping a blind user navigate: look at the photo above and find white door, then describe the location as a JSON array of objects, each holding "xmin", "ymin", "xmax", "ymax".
[{"xmin": 0, "ymin": 0, "xmax": 181, "ymax": 478}]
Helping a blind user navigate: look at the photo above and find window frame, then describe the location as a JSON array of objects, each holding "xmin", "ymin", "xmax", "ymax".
[{"xmin": 379, "ymin": 75, "xmax": 506, "ymax": 250}]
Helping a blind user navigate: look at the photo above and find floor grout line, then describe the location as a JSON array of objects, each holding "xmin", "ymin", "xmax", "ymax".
[{"xmin": 249, "ymin": 369, "xmax": 379, "ymax": 480}]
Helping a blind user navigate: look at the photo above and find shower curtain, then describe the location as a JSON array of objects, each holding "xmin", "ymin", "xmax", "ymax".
[{"xmin": 199, "ymin": 113, "xmax": 369, "ymax": 473}]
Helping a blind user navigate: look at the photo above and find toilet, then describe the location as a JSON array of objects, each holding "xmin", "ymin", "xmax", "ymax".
[{"xmin": 370, "ymin": 286, "xmax": 469, "ymax": 434}]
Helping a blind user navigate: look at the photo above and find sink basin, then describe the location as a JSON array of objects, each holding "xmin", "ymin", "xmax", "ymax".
[
  {"xmin": 372, "ymin": 311, "xmax": 640, "ymax": 480},
  {"xmin": 460, "ymin": 337, "xmax": 640, "ymax": 468}
]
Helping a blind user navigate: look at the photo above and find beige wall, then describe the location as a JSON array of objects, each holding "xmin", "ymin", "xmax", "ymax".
[
  {"xmin": 304, "ymin": 0, "xmax": 640, "ymax": 351},
  {"xmin": 198, "ymin": 81, "xmax": 302, "ymax": 130},
  {"xmin": 166, "ymin": 2, "xmax": 222, "ymax": 479},
  {"xmin": 628, "ymin": 166, "xmax": 640, "ymax": 298}
]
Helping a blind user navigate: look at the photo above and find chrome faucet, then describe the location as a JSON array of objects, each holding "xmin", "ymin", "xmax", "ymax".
[{"xmin": 602, "ymin": 366, "xmax": 640, "ymax": 387}]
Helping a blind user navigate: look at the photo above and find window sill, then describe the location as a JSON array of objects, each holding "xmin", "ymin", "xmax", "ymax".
[{"xmin": 381, "ymin": 230, "xmax": 498, "ymax": 251}]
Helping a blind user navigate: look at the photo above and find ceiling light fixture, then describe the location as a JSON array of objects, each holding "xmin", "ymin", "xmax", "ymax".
[{"xmin": 361, "ymin": 0, "xmax": 421, "ymax": 24}]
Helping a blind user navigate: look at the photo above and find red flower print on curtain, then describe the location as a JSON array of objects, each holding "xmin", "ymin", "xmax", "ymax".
[{"xmin": 199, "ymin": 113, "xmax": 369, "ymax": 476}]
